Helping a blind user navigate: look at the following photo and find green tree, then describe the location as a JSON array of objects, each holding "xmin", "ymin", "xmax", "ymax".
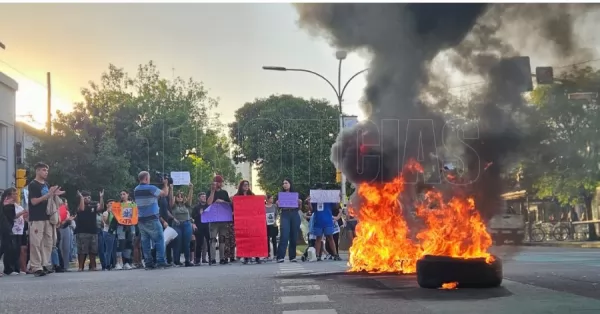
[
  {"xmin": 229, "ymin": 94, "xmax": 339, "ymax": 197},
  {"xmin": 525, "ymin": 65, "xmax": 600, "ymax": 239},
  {"xmin": 26, "ymin": 61, "xmax": 240, "ymax": 202}
]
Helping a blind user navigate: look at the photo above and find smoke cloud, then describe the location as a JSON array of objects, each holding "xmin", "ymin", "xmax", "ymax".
[{"xmin": 295, "ymin": 3, "xmax": 599, "ymax": 221}]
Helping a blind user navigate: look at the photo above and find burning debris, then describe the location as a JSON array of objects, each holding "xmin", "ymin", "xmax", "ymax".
[{"xmin": 294, "ymin": 3, "xmax": 599, "ymax": 284}]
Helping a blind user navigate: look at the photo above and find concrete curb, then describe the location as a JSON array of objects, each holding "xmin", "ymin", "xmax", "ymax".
[{"xmin": 521, "ymin": 241, "xmax": 600, "ymax": 248}]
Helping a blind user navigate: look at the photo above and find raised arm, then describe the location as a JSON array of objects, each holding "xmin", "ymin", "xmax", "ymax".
[{"xmin": 186, "ymin": 183, "xmax": 194, "ymax": 207}]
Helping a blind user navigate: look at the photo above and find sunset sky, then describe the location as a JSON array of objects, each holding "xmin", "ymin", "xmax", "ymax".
[
  {"xmin": 0, "ymin": 3, "xmax": 370, "ymax": 129},
  {"xmin": 2, "ymin": 3, "xmax": 600, "ymax": 130}
]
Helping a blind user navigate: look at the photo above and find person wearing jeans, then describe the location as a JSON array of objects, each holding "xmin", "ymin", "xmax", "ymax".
[
  {"xmin": 169, "ymin": 184, "xmax": 194, "ymax": 267},
  {"xmin": 134, "ymin": 171, "xmax": 170, "ymax": 270},
  {"xmin": 276, "ymin": 178, "xmax": 302, "ymax": 263}
]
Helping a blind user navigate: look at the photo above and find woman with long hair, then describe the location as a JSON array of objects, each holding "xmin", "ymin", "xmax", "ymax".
[
  {"xmin": 276, "ymin": 178, "xmax": 302, "ymax": 263},
  {"xmin": 0, "ymin": 188, "xmax": 28, "ymax": 275},
  {"xmin": 234, "ymin": 180, "xmax": 260, "ymax": 264},
  {"xmin": 169, "ymin": 183, "xmax": 194, "ymax": 267}
]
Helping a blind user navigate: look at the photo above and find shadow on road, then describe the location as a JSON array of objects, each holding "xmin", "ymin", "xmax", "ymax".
[{"xmin": 277, "ymin": 271, "xmax": 513, "ymax": 301}]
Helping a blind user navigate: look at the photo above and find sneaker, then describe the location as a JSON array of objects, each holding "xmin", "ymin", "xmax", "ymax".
[
  {"xmin": 34, "ymin": 270, "xmax": 46, "ymax": 277},
  {"xmin": 202, "ymin": 259, "xmax": 209, "ymax": 264},
  {"xmin": 334, "ymin": 255, "xmax": 342, "ymax": 261},
  {"xmin": 43, "ymin": 266, "xmax": 53, "ymax": 274},
  {"xmin": 242, "ymin": 258, "xmax": 248, "ymax": 264},
  {"xmin": 219, "ymin": 259, "xmax": 228, "ymax": 265},
  {"xmin": 210, "ymin": 259, "xmax": 217, "ymax": 266},
  {"xmin": 184, "ymin": 261, "xmax": 194, "ymax": 267},
  {"xmin": 10, "ymin": 272, "xmax": 19, "ymax": 275},
  {"xmin": 156, "ymin": 263, "xmax": 172, "ymax": 269},
  {"xmin": 19, "ymin": 272, "xmax": 26, "ymax": 275},
  {"xmin": 290, "ymin": 258, "xmax": 298, "ymax": 263},
  {"xmin": 124, "ymin": 263, "xmax": 133, "ymax": 270},
  {"xmin": 144, "ymin": 264, "xmax": 156, "ymax": 270},
  {"xmin": 115, "ymin": 264, "xmax": 123, "ymax": 270},
  {"xmin": 277, "ymin": 259, "xmax": 285, "ymax": 263}
]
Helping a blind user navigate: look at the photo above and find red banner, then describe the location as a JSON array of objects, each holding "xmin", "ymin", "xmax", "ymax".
[{"xmin": 233, "ymin": 195, "xmax": 267, "ymax": 258}]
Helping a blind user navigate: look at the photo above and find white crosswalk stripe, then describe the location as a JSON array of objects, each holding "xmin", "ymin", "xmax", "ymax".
[{"xmin": 275, "ymin": 264, "xmax": 337, "ymax": 314}]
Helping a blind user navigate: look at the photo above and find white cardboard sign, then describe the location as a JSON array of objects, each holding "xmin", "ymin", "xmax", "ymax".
[
  {"xmin": 170, "ymin": 171, "xmax": 191, "ymax": 186},
  {"xmin": 309, "ymin": 190, "xmax": 340, "ymax": 204}
]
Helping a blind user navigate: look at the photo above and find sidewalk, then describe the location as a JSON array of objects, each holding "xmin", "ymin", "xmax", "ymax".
[{"xmin": 521, "ymin": 240, "xmax": 600, "ymax": 248}]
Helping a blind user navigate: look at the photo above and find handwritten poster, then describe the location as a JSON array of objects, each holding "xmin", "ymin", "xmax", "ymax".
[
  {"xmin": 170, "ymin": 171, "xmax": 191, "ymax": 186},
  {"xmin": 278, "ymin": 192, "xmax": 299, "ymax": 208},
  {"xmin": 233, "ymin": 195, "xmax": 267, "ymax": 258},
  {"xmin": 201, "ymin": 202, "xmax": 233, "ymax": 223},
  {"xmin": 112, "ymin": 202, "xmax": 139, "ymax": 226},
  {"xmin": 310, "ymin": 190, "xmax": 341, "ymax": 203}
]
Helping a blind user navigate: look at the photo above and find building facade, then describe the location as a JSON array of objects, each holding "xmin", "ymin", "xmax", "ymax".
[
  {"xmin": 0, "ymin": 72, "xmax": 17, "ymax": 190},
  {"xmin": 15, "ymin": 120, "xmax": 42, "ymax": 166}
]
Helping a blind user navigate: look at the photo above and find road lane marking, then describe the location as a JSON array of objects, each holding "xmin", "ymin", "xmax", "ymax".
[
  {"xmin": 277, "ymin": 279, "xmax": 316, "ymax": 284},
  {"xmin": 282, "ymin": 310, "xmax": 337, "ymax": 314},
  {"xmin": 277, "ymin": 295, "xmax": 330, "ymax": 304},
  {"xmin": 279, "ymin": 285, "xmax": 321, "ymax": 292}
]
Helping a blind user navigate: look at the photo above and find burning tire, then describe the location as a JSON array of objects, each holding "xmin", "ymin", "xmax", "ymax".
[{"xmin": 416, "ymin": 255, "xmax": 502, "ymax": 289}]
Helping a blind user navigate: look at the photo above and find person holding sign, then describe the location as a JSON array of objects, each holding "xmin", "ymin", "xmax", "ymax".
[
  {"xmin": 234, "ymin": 180, "xmax": 260, "ymax": 264},
  {"xmin": 169, "ymin": 183, "xmax": 194, "ymax": 267},
  {"xmin": 207, "ymin": 175, "xmax": 232, "ymax": 265},
  {"xmin": 265, "ymin": 194, "xmax": 279, "ymax": 261},
  {"xmin": 276, "ymin": 178, "xmax": 302, "ymax": 263},
  {"xmin": 306, "ymin": 183, "xmax": 342, "ymax": 262}
]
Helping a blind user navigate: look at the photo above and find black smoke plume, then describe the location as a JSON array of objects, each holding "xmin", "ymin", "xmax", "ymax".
[{"xmin": 295, "ymin": 3, "xmax": 599, "ymax": 220}]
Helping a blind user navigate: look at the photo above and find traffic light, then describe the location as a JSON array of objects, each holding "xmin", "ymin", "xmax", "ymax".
[
  {"xmin": 494, "ymin": 56, "xmax": 533, "ymax": 92},
  {"xmin": 336, "ymin": 171, "xmax": 342, "ymax": 183},
  {"xmin": 535, "ymin": 66, "xmax": 554, "ymax": 85},
  {"xmin": 16, "ymin": 168, "xmax": 26, "ymax": 204}
]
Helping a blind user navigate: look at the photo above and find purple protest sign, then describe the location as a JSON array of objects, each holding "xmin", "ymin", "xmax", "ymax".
[
  {"xmin": 278, "ymin": 192, "xmax": 299, "ymax": 208},
  {"xmin": 201, "ymin": 202, "xmax": 233, "ymax": 223}
]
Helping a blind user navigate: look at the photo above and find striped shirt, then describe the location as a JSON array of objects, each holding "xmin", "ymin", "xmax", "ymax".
[{"xmin": 133, "ymin": 184, "xmax": 161, "ymax": 218}]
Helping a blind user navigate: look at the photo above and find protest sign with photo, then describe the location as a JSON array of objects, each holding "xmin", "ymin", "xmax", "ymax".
[{"xmin": 112, "ymin": 202, "xmax": 138, "ymax": 225}]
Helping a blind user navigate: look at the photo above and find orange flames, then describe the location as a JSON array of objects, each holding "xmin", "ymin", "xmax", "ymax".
[{"xmin": 348, "ymin": 160, "xmax": 493, "ymax": 274}]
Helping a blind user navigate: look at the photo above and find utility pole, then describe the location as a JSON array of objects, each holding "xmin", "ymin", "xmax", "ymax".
[{"xmin": 46, "ymin": 72, "xmax": 51, "ymax": 135}]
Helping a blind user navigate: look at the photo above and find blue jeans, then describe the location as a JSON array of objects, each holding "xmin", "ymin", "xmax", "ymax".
[
  {"xmin": 51, "ymin": 246, "xmax": 60, "ymax": 266},
  {"xmin": 103, "ymin": 232, "xmax": 115, "ymax": 268},
  {"xmin": 97, "ymin": 231, "xmax": 106, "ymax": 269},
  {"xmin": 277, "ymin": 210, "xmax": 301, "ymax": 260},
  {"xmin": 172, "ymin": 220, "xmax": 193, "ymax": 264},
  {"xmin": 139, "ymin": 218, "xmax": 166, "ymax": 266}
]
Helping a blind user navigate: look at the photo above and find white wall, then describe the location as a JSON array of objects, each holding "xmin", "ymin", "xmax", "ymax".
[{"xmin": 0, "ymin": 72, "xmax": 18, "ymax": 189}]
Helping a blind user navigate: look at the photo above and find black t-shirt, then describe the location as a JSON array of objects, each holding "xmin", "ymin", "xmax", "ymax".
[
  {"xmin": 27, "ymin": 180, "xmax": 49, "ymax": 221},
  {"xmin": 332, "ymin": 205, "xmax": 343, "ymax": 226},
  {"xmin": 192, "ymin": 203, "xmax": 209, "ymax": 227},
  {"xmin": 207, "ymin": 189, "xmax": 231, "ymax": 204},
  {"xmin": 76, "ymin": 203, "xmax": 100, "ymax": 234},
  {"xmin": 159, "ymin": 196, "xmax": 172, "ymax": 222}
]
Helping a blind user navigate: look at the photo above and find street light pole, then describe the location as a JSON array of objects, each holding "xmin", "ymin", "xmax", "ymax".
[{"xmin": 263, "ymin": 51, "xmax": 368, "ymax": 206}]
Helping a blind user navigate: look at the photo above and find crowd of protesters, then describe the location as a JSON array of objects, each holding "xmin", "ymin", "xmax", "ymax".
[{"xmin": 0, "ymin": 162, "xmax": 353, "ymax": 277}]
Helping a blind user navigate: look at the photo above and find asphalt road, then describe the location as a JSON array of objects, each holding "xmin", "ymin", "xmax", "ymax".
[{"xmin": 1, "ymin": 246, "xmax": 599, "ymax": 314}]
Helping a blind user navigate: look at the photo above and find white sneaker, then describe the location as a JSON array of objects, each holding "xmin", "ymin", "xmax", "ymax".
[
  {"xmin": 10, "ymin": 272, "xmax": 19, "ymax": 275},
  {"xmin": 115, "ymin": 263, "xmax": 123, "ymax": 270},
  {"xmin": 124, "ymin": 263, "xmax": 132, "ymax": 270},
  {"xmin": 308, "ymin": 247, "xmax": 317, "ymax": 262}
]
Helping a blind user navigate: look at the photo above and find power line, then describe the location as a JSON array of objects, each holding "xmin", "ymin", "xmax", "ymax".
[{"xmin": 447, "ymin": 57, "xmax": 600, "ymax": 90}]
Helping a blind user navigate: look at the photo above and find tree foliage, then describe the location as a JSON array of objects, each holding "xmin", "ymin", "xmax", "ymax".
[
  {"xmin": 26, "ymin": 61, "xmax": 240, "ymax": 205},
  {"xmin": 229, "ymin": 95, "xmax": 339, "ymax": 197},
  {"xmin": 525, "ymin": 66, "xmax": 600, "ymax": 207}
]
